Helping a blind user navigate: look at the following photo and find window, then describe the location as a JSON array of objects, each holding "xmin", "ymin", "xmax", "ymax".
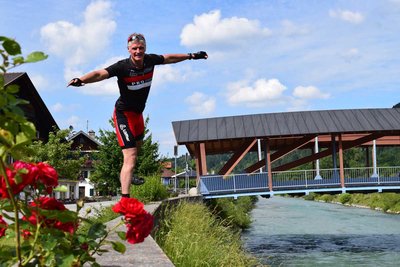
[{"xmin": 81, "ymin": 170, "xmax": 89, "ymax": 179}]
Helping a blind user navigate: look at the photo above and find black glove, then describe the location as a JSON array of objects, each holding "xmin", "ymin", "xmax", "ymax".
[
  {"xmin": 68, "ymin": 78, "xmax": 84, "ymax": 87},
  {"xmin": 189, "ymin": 51, "xmax": 208, "ymax": 60}
]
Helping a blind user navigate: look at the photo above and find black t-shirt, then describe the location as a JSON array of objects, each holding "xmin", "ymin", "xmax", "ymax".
[{"xmin": 105, "ymin": 54, "xmax": 164, "ymax": 113}]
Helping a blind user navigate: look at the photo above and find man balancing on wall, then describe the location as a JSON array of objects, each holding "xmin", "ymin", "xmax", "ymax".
[{"xmin": 68, "ymin": 33, "xmax": 208, "ymax": 198}]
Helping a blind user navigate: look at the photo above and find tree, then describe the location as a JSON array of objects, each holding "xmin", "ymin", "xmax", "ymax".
[
  {"xmin": 23, "ymin": 128, "xmax": 86, "ymax": 180},
  {"xmin": 135, "ymin": 117, "xmax": 162, "ymax": 176},
  {"xmin": 90, "ymin": 121, "xmax": 122, "ymax": 195}
]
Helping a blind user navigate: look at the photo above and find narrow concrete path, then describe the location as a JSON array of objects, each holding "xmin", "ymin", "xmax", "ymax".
[{"xmin": 76, "ymin": 201, "xmax": 174, "ymax": 267}]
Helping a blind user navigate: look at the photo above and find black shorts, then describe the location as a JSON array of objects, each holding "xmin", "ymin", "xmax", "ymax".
[{"xmin": 113, "ymin": 108, "xmax": 144, "ymax": 149}]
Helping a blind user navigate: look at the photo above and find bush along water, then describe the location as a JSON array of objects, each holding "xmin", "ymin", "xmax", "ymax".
[
  {"xmin": 154, "ymin": 199, "xmax": 261, "ymax": 267},
  {"xmin": 0, "ymin": 36, "xmax": 154, "ymax": 266},
  {"xmin": 304, "ymin": 192, "xmax": 400, "ymax": 213}
]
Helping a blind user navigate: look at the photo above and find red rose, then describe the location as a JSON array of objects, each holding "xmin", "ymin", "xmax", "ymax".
[
  {"xmin": 125, "ymin": 213, "xmax": 154, "ymax": 244},
  {"xmin": 112, "ymin": 197, "xmax": 145, "ymax": 215},
  {"xmin": 112, "ymin": 198, "xmax": 154, "ymax": 244},
  {"xmin": 23, "ymin": 197, "xmax": 77, "ymax": 234},
  {"xmin": 0, "ymin": 216, "xmax": 7, "ymax": 237},
  {"xmin": 36, "ymin": 162, "xmax": 58, "ymax": 194},
  {"xmin": 0, "ymin": 161, "xmax": 38, "ymax": 198},
  {"xmin": 21, "ymin": 229, "xmax": 32, "ymax": 239}
]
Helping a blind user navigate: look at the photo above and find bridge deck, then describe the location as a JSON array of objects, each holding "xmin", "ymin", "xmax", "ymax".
[{"xmin": 200, "ymin": 166, "xmax": 400, "ymax": 199}]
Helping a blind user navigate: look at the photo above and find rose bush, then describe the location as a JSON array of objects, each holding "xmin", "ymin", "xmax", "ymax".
[{"xmin": 0, "ymin": 36, "xmax": 154, "ymax": 266}]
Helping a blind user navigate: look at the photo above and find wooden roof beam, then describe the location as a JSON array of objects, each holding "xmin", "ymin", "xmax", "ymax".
[
  {"xmin": 272, "ymin": 132, "xmax": 386, "ymax": 172},
  {"xmin": 245, "ymin": 134, "xmax": 317, "ymax": 173},
  {"xmin": 218, "ymin": 138, "xmax": 258, "ymax": 176}
]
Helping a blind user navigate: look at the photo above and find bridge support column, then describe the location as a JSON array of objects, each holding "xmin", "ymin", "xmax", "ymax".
[
  {"xmin": 331, "ymin": 134, "xmax": 339, "ymax": 180},
  {"xmin": 314, "ymin": 136, "xmax": 322, "ymax": 180},
  {"xmin": 194, "ymin": 142, "xmax": 207, "ymax": 187},
  {"xmin": 257, "ymin": 139, "xmax": 263, "ymax": 173},
  {"xmin": 371, "ymin": 140, "xmax": 379, "ymax": 178},
  {"xmin": 265, "ymin": 139, "xmax": 273, "ymax": 191},
  {"xmin": 339, "ymin": 134, "xmax": 345, "ymax": 188}
]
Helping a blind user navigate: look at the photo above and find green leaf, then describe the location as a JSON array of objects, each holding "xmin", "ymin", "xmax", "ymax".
[
  {"xmin": 111, "ymin": 241, "xmax": 126, "ymax": 254},
  {"xmin": 2, "ymin": 38, "xmax": 21, "ymax": 55},
  {"xmin": 88, "ymin": 222, "xmax": 107, "ymax": 239},
  {"xmin": 12, "ymin": 56, "xmax": 24, "ymax": 66},
  {"xmin": 40, "ymin": 209, "xmax": 78, "ymax": 223},
  {"xmin": 15, "ymin": 131, "xmax": 31, "ymax": 146},
  {"xmin": 116, "ymin": 231, "xmax": 126, "ymax": 240},
  {"xmin": 5, "ymin": 84, "xmax": 19, "ymax": 94},
  {"xmin": 25, "ymin": 51, "xmax": 48, "ymax": 63},
  {"xmin": 57, "ymin": 254, "xmax": 76, "ymax": 267},
  {"xmin": 0, "ymin": 129, "xmax": 14, "ymax": 147}
]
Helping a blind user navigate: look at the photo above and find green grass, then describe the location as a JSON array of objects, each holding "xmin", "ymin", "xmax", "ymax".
[
  {"xmin": 77, "ymin": 205, "xmax": 120, "ymax": 234},
  {"xmin": 155, "ymin": 201, "xmax": 261, "ymax": 267},
  {"xmin": 305, "ymin": 192, "xmax": 400, "ymax": 213},
  {"xmin": 130, "ymin": 174, "xmax": 169, "ymax": 203},
  {"xmin": 206, "ymin": 196, "xmax": 257, "ymax": 229}
]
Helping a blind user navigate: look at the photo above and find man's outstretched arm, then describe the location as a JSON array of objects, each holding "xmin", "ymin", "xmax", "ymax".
[
  {"xmin": 163, "ymin": 51, "xmax": 208, "ymax": 64},
  {"xmin": 68, "ymin": 69, "xmax": 109, "ymax": 87}
]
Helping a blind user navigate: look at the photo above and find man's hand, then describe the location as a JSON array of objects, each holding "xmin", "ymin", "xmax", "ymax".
[
  {"xmin": 189, "ymin": 51, "xmax": 208, "ymax": 60},
  {"xmin": 68, "ymin": 78, "xmax": 84, "ymax": 87}
]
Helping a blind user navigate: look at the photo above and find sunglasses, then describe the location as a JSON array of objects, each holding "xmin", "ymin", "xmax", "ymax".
[{"xmin": 128, "ymin": 34, "xmax": 145, "ymax": 43}]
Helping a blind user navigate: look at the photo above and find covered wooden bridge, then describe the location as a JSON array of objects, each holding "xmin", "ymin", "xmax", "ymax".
[{"xmin": 172, "ymin": 108, "xmax": 400, "ymax": 195}]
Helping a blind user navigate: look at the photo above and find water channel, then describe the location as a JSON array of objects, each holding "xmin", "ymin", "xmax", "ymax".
[{"xmin": 241, "ymin": 196, "xmax": 400, "ymax": 266}]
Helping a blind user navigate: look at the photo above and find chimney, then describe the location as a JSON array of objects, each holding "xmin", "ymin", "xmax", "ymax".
[{"xmin": 88, "ymin": 130, "xmax": 95, "ymax": 138}]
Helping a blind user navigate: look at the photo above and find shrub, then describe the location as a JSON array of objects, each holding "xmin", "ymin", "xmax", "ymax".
[
  {"xmin": 338, "ymin": 193, "xmax": 352, "ymax": 204},
  {"xmin": 304, "ymin": 192, "xmax": 317, "ymax": 200},
  {"xmin": 318, "ymin": 194, "xmax": 335, "ymax": 202},
  {"xmin": 207, "ymin": 196, "xmax": 257, "ymax": 229},
  {"xmin": 130, "ymin": 174, "xmax": 169, "ymax": 203}
]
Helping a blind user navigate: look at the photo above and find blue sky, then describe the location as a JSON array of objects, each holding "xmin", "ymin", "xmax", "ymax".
[{"xmin": 1, "ymin": 0, "xmax": 399, "ymax": 157}]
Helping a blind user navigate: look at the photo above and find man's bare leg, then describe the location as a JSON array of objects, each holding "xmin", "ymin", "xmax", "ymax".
[
  {"xmin": 120, "ymin": 147, "xmax": 137, "ymax": 195},
  {"xmin": 131, "ymin": 141, "xmax": 145, "ymax": 185}
]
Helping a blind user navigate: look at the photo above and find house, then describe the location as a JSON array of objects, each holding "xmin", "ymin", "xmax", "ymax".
[
  {"xmin": 4, "ymin": 72, "xmax": 58, "ymax": 142},
  {"xmin": 4, "ymin": 72, "xmax": 82, "ymax": 201},
  {"xmin": 68, "ymin": 130, "xmax": 101, "ymax": 198},
  {"xmin": 161, "ymin": 167, "xmax": 176, "ymax": 186}
]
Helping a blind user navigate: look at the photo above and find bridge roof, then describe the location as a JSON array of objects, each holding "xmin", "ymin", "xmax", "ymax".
[{"xmin": 172, "ymin": 108, "xmax": 400, "ymax": 155}]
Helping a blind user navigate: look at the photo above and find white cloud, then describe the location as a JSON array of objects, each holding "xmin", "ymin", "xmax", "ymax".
[
  {"xmin": 66, "ymin": 56, "xmax": 123, "ymax": 95},
  {"xmin": 152, "ymin": 65, "xmax": 188, "ymax": 88},
  {"xmin": 30, "ymin": 74, "xmax": 49, "ymax": 91},
  {"xmin": 51, "ymin": 102, "xmax": 64, "ymax": 112},
  {"xmin": 329, "ymin": 9, "xmax": 364, "ymax": 24},
  {"xmin": 40, "ymin": 0, "xmax": 116, "ymax": 67},
  {"xmin": 180, "ymin": 10, "xmax": 271, "ymax": 48},
  {"xmin": 185, "ymin": 92, "xmax": 216, "ymax": 115},
  {"xmin": 292, "ymin": 86, "xmax": 330, "ymax": 99},
  {"xmin": 281, "ymin": 20, "xmax": 310, "ymax": 36},
  {"xmin": 226, "ymin": 78, "xmax": 287, "ymax": 107},
  {"xmin": 341, "ymin": 48, "xmax": 361, "ymax": 62},
  {"xmin": 66, "ymin": 115, "xmax": 81, "ymax": 128}
]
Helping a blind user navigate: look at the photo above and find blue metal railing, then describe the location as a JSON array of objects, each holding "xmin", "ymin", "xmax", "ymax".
[{"xmin": 200, "ymin": 166, "xmax": 400, "ymax": 197}]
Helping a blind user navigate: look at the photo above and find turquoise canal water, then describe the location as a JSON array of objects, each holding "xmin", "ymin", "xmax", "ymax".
[{"xmin": 242, "ymin": 197, "xmax": 400, "ymax": 266}]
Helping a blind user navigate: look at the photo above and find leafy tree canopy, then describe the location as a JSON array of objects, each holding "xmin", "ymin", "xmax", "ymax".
[{"xmin": 22, "ymin": 128, "xmax": 86, "ymax": 180}]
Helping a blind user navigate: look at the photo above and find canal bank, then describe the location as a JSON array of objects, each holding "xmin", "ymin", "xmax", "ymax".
[
  {"xmin": 242, "ymin": 196, "xmax": 400, "ymax": 266},
  {"xmin": 92, "ymin": 202, "xmax": 174, "ymax": 267}
]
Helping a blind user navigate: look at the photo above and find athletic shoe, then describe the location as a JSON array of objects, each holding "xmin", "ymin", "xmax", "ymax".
[{"xmin": 132, "ymin": 175, "xmax": 145, "ymax": 185}]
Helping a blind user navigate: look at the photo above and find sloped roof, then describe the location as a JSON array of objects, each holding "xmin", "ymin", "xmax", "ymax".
[
  {"xmin": 172, "ymin": 108, "xmax": 400, "ymax": 155},
  {"xmin": 68, "ymin": 130, "xmax": 101, "ymax": 151},
  {"xmin": 4, "ymin": 72, "xmax": 59, "ymax": 141}
]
